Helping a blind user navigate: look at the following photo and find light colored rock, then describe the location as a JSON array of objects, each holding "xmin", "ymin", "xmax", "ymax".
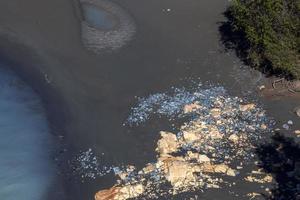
[
  {"xmin": 183, "ymin": 102, "xmax": 202, "ymax": 113},
  {"xmin": 260, "ymin": 124, "xmax": 267, "ymax": 130},
  {"xmin": 186, "ymin": 151, "xmax": 210, "ymax": 162},
  {"xmin": 117, "ymin": 184, "xmax": 144, "ymax": 200},
  {"xmin": 142, "ymin": 163, "xmax": 156, "ymax": 174},
  {"xmin": 198, "ymin": 163, "xmax": 237, "ymax": 176},
  {"xmin": 210, "ymin": 108, "xmax": 221, "ymax": 118},
  {"xmin": 295, "ymin": 130, "xmax": 300, "ymax": 137},
  {"xmin": 164, "ymin": 160, "xmax": 195, "ymax": 188},
  {"xmin": 258, "ymin": 85, "xmax": 265, "ymax": 90},
  {"xmin": 95, "ymin": 186, "xmax": 121, "ymax": 200},
  {"xmin": 228, "ymin": 134, "xmax": 239, "ymax": 143},
  {"xmin": 95, "ymin": 184, "xmax": 144, "ymax": 200},
  {"xmin": 244, "ymin": 174, "xmax": 273, "ymax": 183},
  {"xmin": 239, "ymin": 103, "xmax": 255, "ymax": 112},
  {"xmin": 214, "ymin": 164, "xmax": 230, "ymax": 174},
  {"xmin": 183, "ymin": 131, "xmax": 201, "ymax": 143},
  {"xmin": 246, "ymin": 192, "xmax": 262, "ymax": 199},
  {"xmin": 156, "ymin": 131, "xmax": 179, "ymax": 155},
  {"xmin": 209, "ymin": 130, "xmax": 223, "ymax": 139}
]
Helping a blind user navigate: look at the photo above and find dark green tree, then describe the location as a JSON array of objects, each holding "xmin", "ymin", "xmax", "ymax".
[{"xmin": 222, "ymin": 0, "xmax": 300, "ymax": 78}]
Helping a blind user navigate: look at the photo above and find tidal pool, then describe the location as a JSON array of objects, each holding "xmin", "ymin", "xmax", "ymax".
[
  {"xmin": 82, "ymin": 4, "xmax": 117, "ymax": 30},
  {"xmin": 0, "ymin": 66, "xmax": 56, "ymax": 200}
]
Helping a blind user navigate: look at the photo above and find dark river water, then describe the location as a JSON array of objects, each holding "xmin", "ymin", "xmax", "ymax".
[{"xmin": 0, "ymin": 0, "xmax": 299, "ymax": 200}]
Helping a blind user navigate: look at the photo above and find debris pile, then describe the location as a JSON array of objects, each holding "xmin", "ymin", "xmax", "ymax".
[{"xmin": 94, "ymin": 85, "xmax": 273, "ymax": 199}]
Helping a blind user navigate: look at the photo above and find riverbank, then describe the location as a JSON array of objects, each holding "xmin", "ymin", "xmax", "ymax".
[{"xmin": 0, "ymin": 0, "xmax": 299, "ymax": 199}]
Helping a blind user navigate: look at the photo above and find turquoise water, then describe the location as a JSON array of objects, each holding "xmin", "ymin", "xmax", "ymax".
[
  {"xmin": 82, "ymin": 4, "xmax": 116, "ymax": 30},
  {"xmin": 0, "ymin": 66, "xmax": 55, "ymax": 200}
]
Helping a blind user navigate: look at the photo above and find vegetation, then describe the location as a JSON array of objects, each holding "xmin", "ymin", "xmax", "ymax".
[{"xmin": 222, "ymin": 0, "xmax": 300, "ymax": 78}]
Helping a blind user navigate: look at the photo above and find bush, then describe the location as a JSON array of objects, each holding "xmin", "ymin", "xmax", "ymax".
[{"xmin": 223, "ymin": 0, "xmax": 300, "ymax": 79}]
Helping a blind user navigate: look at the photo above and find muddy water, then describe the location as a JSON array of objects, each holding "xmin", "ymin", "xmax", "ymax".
[{"xmin": 0, "ymin": 0, "xmax": 298, "ymax": 199}]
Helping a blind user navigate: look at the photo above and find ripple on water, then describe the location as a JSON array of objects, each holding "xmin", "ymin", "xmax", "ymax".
[{"xmin": 0, "ymin": 66, "xmax": 56, "ymax": 200}]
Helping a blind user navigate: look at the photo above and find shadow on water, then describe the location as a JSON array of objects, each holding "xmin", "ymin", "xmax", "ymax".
[{"xmin": 255, "ymin": 133, "xmax": 300, "ymax": 200}]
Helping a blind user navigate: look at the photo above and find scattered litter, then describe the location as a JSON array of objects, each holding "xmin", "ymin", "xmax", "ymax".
[
  {"xmin": 94, "ymin": 84, "xmax": 273, "ymax": 199},
  {"xmin": 282, "ymin": 124, "xmax": 290, "ymax": 130}
]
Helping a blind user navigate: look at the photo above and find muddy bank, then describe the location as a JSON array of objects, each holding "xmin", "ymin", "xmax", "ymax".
[{"xmin": 0, "ymin": 0, "xmax": 299, "ymax": 199}]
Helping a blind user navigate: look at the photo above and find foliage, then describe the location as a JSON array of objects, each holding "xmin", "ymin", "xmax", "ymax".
[{"xmin": 224, "ymin": 0, "xmax": 300, "ymax": 78}]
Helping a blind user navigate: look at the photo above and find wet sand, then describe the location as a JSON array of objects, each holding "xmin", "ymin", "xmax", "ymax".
[{"xmin": 0, "ymin": 0, "xmax": 299, "ymax": 199}]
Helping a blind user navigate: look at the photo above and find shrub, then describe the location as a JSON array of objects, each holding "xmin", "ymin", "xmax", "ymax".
[{"xmin": 224, "ymin": 0, "xmax": 300, "ymax": 78}]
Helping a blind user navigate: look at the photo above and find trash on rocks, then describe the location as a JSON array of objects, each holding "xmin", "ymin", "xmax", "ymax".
[
  {"xmin": 94, "ymin": 85, "xmax": 272, "ymax": 199},
  {"xmin": 287, "ymin": 120, "xmax": 293, "ymax": 125}
]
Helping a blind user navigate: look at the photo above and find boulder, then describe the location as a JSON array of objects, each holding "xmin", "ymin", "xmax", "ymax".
[
  {"xmin": 156, "ymin": 131, "xmax": 179, "ymax": 155},
  {"xmin": 95, "ymin": 186, "xmax": 121, "ymax": 200},
  {"xmin": 95, "ymin": 184, "xmax": 144, "ymax": 200},
  {"xmin": 164, "ymin": 160, "xmax": 195, "ymax": 188}
]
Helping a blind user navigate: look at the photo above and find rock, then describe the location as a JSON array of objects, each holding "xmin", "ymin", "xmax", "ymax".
[
  {"xmin": 228, "ymin": 134, "xmax": 239, "ymax": 143},
  {"xmin": 142, "ymin": 163, "xmax": 156, "ymax": 174},
  {"xmin": 210, "ymin": 108, "xmax": 221, "ymax": 118},
  {"xmin": 186, "ymin": 151, "xmax": 210, "ymax": 162},
  {"xmin": 260, "ymin": 124, "xmax": 267, "ymax": 130},
  {"xmin": 226, "ymin": 168, "xmax": 238, "ymax": 176},
  {"xmin": 164, "ymin": 160, "xmax": 195, "ymax": 188},
  {"xmin": 156, "ymin": 131, "xmax": 179, "ymax": 155},
  {"xmin": 244, "ymin": 174, "xmax": 273, "ymax": 183},
  {"xmin": 198, "ymin": 154, "xmax": 211, "ymax": 162},
  {"xmin": 295, "ymin": 107, "xmax": 300, "ymax": 117},
  {"xmin": 246, "ymin": 192, "xmax": 262, "ymax": 199},
  {"xmin": 258, "ymin": 85, "xmax": 265, "ymax": 90},
  {"xmin": 117, "ymin": 184, "xmax": 144, "ymax": 200},
  {"xmin": 209, "ymin": 129, "xmax": 223, "ymax": 139},
  {"xmin": 291, "ymin": 80, "xmax": 300, "ymax": 92},
  {"xmin": 95, "ymin": 186, "xmax": 121, "ymax": 200},
  {"xmin": 239, "ymin": 104, "xmax": 255, "ymax": 112},
  {"xmin": 183, "ymin": 131, "xmax": 201, "ymax": 143},
  {"xmin": 198, "ymin": 163, "xmax": 237, "ymax": 176},
  {"xmin": 183, "ymin": 102, "xmax": 202, "ymax": 113},
  {"xmin": 295, "ymin": 130, "xmax": 300, "ymax": 137}
]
